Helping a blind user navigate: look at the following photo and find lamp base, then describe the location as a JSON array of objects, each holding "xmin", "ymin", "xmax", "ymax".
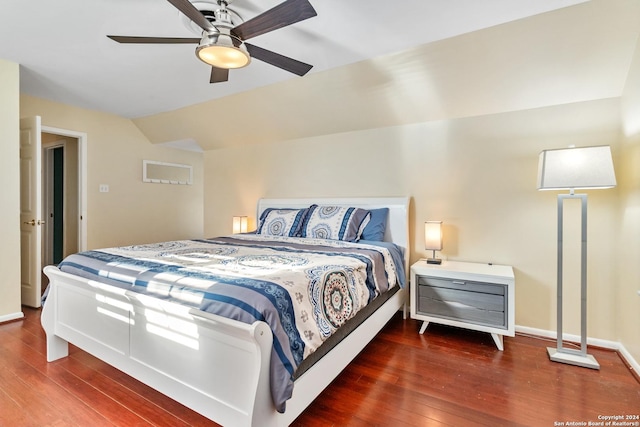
[
  {"xmin": 547, "ymin": 347, "xmax": 600, "ymax": 370},
  {"xmin": 426, "ymin": 258, "xmax": 442, "ymax": 265}
]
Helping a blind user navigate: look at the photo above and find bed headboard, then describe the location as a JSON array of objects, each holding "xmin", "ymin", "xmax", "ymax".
[{"xmin": 257, "ymin": 197, "xmax": 411, "ymax": 271}]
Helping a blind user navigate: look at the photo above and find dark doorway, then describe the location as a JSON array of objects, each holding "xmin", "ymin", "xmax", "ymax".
[{"xmin": 52, "ymin": 146, "xmax": 64, "ymax": 264}]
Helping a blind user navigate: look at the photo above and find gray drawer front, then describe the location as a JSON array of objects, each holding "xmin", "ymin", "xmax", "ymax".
[
  {"xmin": 416, "ymin": 277, "xmax": 507, "ymax": 329},
  {"xmin": 418, "ymin": 286, "xmax": 504, "ymax": 312},
  {"xmin": 418, "ymin": 296, "xmax": 506, "ymax": 328},
  {"xmin": 418, "ymin": 276, "xmax": 505, "ymax": 295}
]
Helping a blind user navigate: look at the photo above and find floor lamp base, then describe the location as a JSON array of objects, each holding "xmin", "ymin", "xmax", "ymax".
[{"xmin": 547, "ymin": 347, "xmax": 600, "ymax": 370}]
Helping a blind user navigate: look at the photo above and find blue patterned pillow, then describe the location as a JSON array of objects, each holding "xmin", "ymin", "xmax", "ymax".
[
  {"xmin": 256, "ymin": 208, "xmax": 308, "ymax": 237},
  {"xmin": 301, "ymin": 205, "xmax": 371, "ymax": 242}
]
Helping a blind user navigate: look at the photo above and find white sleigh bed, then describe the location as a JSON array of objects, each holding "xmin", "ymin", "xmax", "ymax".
[{"xmin": 41, "ymin": 197, "xmax": 410, "ymax": 427}]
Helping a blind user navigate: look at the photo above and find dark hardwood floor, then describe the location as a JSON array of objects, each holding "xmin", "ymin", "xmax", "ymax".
[{"xmin": 1, "ymin": 307, "xmax": 638, "ymax": 426}]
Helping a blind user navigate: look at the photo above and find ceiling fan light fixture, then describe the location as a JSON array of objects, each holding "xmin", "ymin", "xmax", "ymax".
[{"xmin": 196, "ymin": 32, "xmax": 250, "ymax": 69}]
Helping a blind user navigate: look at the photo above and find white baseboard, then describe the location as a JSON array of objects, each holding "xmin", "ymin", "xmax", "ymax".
[
  {"xmin": 515, "ymin": 325, "xmax": 640, "ymax": 377},
  {"xmin": 617, "ymin": 344, "xmax": 640, "ymax": 378},
  {"xmin": 0, "ymin": 311, "xmax": 24, "ymax": 324}
]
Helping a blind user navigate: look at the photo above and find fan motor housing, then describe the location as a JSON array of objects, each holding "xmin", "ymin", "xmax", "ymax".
[{"xmin": 182, "ymin": 1, "xmax": 243, "ymax": 34}]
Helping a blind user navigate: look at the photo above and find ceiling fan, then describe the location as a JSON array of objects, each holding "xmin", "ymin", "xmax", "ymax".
[{"xmin": 107, "ymin": 0, "xmax": 317, "ymax": 83}]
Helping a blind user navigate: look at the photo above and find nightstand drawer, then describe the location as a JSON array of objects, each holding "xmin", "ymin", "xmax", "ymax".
[
  {"xmin": 417, "ymin": 281, "xmax": 507, "ymax": 329},
  {"xmin": 418, "ymin": 285, "xmax": 505, "ymax": 311},
  {"xmin": 417, "ymin": 276, "xmax": 505, "ymax": 296}
]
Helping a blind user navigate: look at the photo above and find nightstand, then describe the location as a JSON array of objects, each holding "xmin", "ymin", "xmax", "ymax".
[{"xmin": 410, "ymin": 260, "xmax": 515, "ymax": 350}]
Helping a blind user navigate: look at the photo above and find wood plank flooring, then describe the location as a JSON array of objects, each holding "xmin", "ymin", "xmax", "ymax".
[{"xmin": 1, "ymin": 307, "xmax": 638, "ymax": 426}]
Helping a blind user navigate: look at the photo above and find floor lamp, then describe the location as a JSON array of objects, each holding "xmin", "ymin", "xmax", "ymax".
[{"xmin": 537, "ymin": 145, "xmax": 616, "ymax": 370}]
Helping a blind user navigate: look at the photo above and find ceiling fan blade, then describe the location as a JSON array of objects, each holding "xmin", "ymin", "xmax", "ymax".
[
  {"xmin": 166, "ymin": 0, "xmax": 216, "ymax": 32},
  {"xmin": 210, "ymin": 67, "xmax": 229, "ymax": 83},
  {"xmin": 245, "ymin": 43, "xmax": 312, "ymax": 76},
  {"xmin": 232, "ymin": 0, "xmax": 317, "ymax": 41},
  {"xmin": 107, "ymin": 35, "xmax": 200, "ymax": 44}
]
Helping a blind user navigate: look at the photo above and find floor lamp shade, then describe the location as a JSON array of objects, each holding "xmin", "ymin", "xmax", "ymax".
[
  {"xmin": 537, "ymin": 145, "xmax": 616, "ymax": 191},
  {"xmin": 537, "ymin": 145, "xmax": 616, "ymax": 370}
]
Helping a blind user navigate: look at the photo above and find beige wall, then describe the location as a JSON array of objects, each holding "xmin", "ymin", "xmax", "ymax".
[
  {"xmin": 0, "ymin": 59, "xmax": 22, "ymax": 320},
  {"xmin": 203, "ymin": 97, "xmax": 623, "ymax": 339},
  {"xmin": 20, "ymin": 95, "xmax": 205, "ymax": 249},
  {"xmin": 618, "ymin": 35, "xmax": 640, "ymax": 363}
]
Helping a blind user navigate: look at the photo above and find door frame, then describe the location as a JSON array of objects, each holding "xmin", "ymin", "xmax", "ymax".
[{"xmin": 41, "ymin": 125, "xmax": 87, "ymax": 253}]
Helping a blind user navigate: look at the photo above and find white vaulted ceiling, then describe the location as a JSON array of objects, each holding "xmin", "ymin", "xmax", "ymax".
[{"xmin": 2, "ymin": 0, "xmax": 639, "ymax": 151}]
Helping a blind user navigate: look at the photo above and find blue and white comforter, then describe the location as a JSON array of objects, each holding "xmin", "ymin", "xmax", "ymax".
[{"xmin": 57, "ymin": 234, "xmax": 405, "ymax": 412}]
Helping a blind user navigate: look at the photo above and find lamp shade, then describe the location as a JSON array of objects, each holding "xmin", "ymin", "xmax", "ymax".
[
  {"xmin": 424, "ymin": 221, "xmax": 443, "ymax": 251},
  {"xmin": 537, "ymin": 145, "xmax": 616, "ymax": 191},
  {"xmin": 232, "ymin": 216, "xmax": 248, "ymax": 234}
]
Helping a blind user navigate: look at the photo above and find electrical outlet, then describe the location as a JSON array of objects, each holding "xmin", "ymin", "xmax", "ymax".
[{"xmin": 99, "ymin": 184, "xmax": 109, "ymax": 193}]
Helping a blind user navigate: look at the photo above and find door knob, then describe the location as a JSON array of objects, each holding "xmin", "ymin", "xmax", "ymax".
[{"xmin": 23, "ymin": 219, "xmax": 45, "ymax": 226}]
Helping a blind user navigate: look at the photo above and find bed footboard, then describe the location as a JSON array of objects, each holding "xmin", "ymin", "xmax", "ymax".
[{"xmin": 41, "ymin": 265, "xmax": 275, "ymax": 427}]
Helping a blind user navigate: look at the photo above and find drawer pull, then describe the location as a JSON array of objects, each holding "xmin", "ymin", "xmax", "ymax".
[{"xmin": 452, "ymin": 280, "xmax": 466, "ymax": 286}]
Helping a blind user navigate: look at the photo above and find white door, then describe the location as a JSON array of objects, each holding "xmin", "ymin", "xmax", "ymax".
[{"xmin": 20, "ymin": 116, "xmax": 43, "ymax": 308}]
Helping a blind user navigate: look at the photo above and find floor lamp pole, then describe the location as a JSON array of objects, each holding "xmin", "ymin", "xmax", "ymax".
[{"xmin": 547, "ymin": 192, "xmax": 600, "ymax": 369}]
